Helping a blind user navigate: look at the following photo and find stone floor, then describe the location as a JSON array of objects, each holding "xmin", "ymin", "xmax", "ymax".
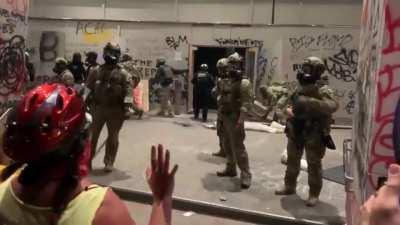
[
  {"xmin": 90, "ymin": 113, "xmax": 349, "ymax": 225},
  {"xmin": 124, "ymin": 201, "xmax": 261, "ymax": 225}
]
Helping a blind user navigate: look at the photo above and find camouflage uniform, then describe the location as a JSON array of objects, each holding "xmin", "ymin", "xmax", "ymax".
[
  {"xmin": 276, "ymin": 57, "xmax": 339, "ymax": 207},
  {"xmin": 217, "ymin": 53, "xmax": 253, "ymax": 189},
  {"xmin": 213, "ymin": 58, "xmax": 229, "ymax": 157},
  {"xmin": 120, "ymin": 58, "xmax": 144, "ymax": 119},
  {"xmin": 259, "ymin": 82, "xmax": 290, "ymax": 123},
  {"xmin": 86, "ymin": 43, "xmax": 132, "ymax": 171}
]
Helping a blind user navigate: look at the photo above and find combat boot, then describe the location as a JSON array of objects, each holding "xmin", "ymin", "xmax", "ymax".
[
  {"xmin": 275, "ymin": 186, "xmax": 296, "ymax": 195},
  {"xmin": 240, "ymin": 172, "xmax": 252, "ymax": 189},
  {"xmin": 137, "ymin": 110, "xmax": 144, "ymax": 119},
  {"xmin": 212, "ymin": 150, "xmax": 226, "ymax": 158},
  {"xmin": 104, "ymin": 164, "xmax": 114, "ymax": 173},
  {"xmin": 217, "ymin": 167, "xmax": 237, "ymax": 177},
  {"xmin": 306, "ymin": 196, "xmax": 319, "ymax": 207}
]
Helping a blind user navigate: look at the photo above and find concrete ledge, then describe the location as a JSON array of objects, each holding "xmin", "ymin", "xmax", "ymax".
[{"xmin": 111, "ymin": 185, "xmax": 323, "ymax": 225}]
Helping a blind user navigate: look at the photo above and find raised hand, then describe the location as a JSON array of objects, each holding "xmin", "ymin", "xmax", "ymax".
[
  {"xmin": 359, "ymin": 164, "xmax": 400, "ymax": 225},
  {"xmin": 146, "ymin": 144, "xmax": 178, "ymax": 203}
]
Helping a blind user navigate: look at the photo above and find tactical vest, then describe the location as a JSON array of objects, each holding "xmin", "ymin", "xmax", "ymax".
[
  {"xmin": 157, "ymin": 65, "xmax": 174, "ymax": 87},
  {"xmin": 218, "ymin": 78, "xmax": 242, "ymax": 114},
  {"xmin": 93, "ymin": 65, "xmax": 127, "ymax": 107}
]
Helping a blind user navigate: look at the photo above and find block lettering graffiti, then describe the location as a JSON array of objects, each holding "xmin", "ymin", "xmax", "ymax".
[
  {"xmin": 0, "ymin": 6, "xmax": 26, "ymax": 35},
  {"xmin": 214, "ymin": 38, "xmax": 264, "ymax": 47},
  {"xmin": 165, "ymin": 35, "xmax": 188, "ymax": 50},
  {"xmin": 289, "ymin": 34, "xmax": 353, "ymax": 52},
  {"xmin": 127, "ymin": 59, "xmax": 157, "ymax": 79},
  {"xmin": 39, "ymin": 31, "xmax": 59, "ymax": 62},
  {"xmin": 0, "ymin": 35, "xmax": 26, "ymax": 96},
  {"xmin": 325, "ymin": 48, "xmax": 358, "ymax": 83},
  {"xmin": 75, "ymin": 21, "xmax": 105, "ymax": 35}
]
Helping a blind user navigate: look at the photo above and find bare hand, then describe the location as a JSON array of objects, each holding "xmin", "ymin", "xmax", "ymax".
[
  {"xmin": 358, "ymin": 164, "xmax": 400, "ymax": 225},
  {"xmin": 286, "ymin": 106, "xmax": 294, "ymax": 118},
  {"xmin": 146, "ymin": 145, "xmax": 178, "ymax": 203}
]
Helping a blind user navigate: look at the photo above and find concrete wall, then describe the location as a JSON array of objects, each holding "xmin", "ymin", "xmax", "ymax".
[
  {"xmin": 29, "ymin": 0, "xmax": 362, "ymax": 25},
  {"xmin": 27, "ymin": 19, "xmax": 360, "ymax": 123},
  {"xmin": 26, "ymin": 0, "xmax": 363, "ymax": 123}
]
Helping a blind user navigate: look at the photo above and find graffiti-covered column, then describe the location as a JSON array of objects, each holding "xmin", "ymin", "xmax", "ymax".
[
  {"xmin": 349, "ymin": 0, "xmax": 400, "ymax": 224},
  {"xmin": 0, "ymin": 0, "xmax": 29, "ymax": 113}
]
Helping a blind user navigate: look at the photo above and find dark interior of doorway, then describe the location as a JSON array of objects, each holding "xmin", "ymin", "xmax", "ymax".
[{"xmin": 193, "ymin": 47, "xmax": 246, "ymax": 109}]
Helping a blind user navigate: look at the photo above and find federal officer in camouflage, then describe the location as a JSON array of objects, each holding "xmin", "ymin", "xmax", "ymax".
[
  {"xmin": 120, "ymin": 53, "xmax": 144, "ymax": 119},
  {"xmin": 259, "ymin": 82, "xmax": 290, "ymax": 123},
  {"xmin": 212, "ymin": 58, "xmax": 229, "ymax": 158},
  {"xmin": 155, "ymin": 58, "xmax": 187, "ymax": 117},
  {"xmin": 216, "ymin": 53, "xmax": 253, "ymax": 189},
  {"xmin": 86, "ymin": 43, "xmax": 132, "ymax": 172},
  {"xmin": 275, "ymin": 56, "xmax": 339, "ymax": 207},
  {"xmin": 52, "ymin": 57, "xmax": 75, "ymax": 87}
]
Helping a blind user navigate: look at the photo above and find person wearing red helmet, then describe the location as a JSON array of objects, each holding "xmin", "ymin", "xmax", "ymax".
[{"xmin": 0, "ymin": 83, "xmax": 178, "ymax": 225}]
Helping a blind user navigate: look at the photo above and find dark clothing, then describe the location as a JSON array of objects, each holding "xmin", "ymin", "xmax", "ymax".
[
  {"xmin": 155, "ymin": 65, "xmax": 175, "ymax": 87},
  {"xmin": 192, "ymin": 71, "xmax": 214, "ymax": 121},
  {"xmin": 68, "ymin": 62, "xmax": 86, "ymax": 83},
  {"xmin": 26, "ymin": 62, "xmax": 35, "ymax": 82}
]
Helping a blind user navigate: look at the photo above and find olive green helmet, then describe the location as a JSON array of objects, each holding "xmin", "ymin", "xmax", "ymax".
[{"xmin": 303, "ymin": 56, "xmax": 325, "ymax": 76}]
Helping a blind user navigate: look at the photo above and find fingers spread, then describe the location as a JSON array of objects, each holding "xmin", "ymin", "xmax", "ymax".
[
  {"xmin": 151, "ymin": 145, "xmax": 156, "ymax": 171},
  {"xmin": 158, "ymin": 144, "xmax": 164, "ymax": 173},
  {"xmin": 164, "ymin": 150, "xmax": 170, "ymax": 175},
  {"xmin": 170, "ymin": 164, "xmax": 178, "ymax": 177}
]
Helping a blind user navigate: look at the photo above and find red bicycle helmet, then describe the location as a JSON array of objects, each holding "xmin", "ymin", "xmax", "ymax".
[{"xmin": 4, "ymin": 83, "xmax": 85, "ymax": 162}]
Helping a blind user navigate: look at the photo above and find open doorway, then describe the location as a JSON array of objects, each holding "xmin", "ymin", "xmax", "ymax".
[{"xmin": 192, "ymin": 46, "xmax": 246, "ymax": 109}]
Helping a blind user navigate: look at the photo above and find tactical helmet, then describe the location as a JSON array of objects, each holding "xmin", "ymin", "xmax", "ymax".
[
  {"xmin": 4, "ymin": 83, "xmax": 86, "ymax": 162},
  {"xmin": 103, "ymin": 42, "xmax": 121, "ymax": 64},
  {"xmin": 216, "ymin": 58, "xmax": 228, "ymax": 68},
  {"xmin": 55, "ymin": 57, "xmax": 68, "ymax": 65},
  {"xmin": 200, "ymin": 64, "xmax": 208, "ymax": 71},
  {"xmin": 227, "ymin": 52, "xmax": 243, "ymax": 63},
  {"xmin": 303, "ymin": 56, "xmax": 325, "ymax": 76},
  {"xmin": 156, "ymin": 57, "xmax": 166, "ymax": 66}
]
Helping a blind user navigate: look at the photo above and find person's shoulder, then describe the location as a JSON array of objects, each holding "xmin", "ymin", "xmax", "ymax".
[{"xmin": 92, "ymin": 189, "xmax": 135, "ymax": 225}]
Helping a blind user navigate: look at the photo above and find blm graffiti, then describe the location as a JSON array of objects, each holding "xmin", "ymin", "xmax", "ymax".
[
  {"xmin": 325, "ymin": 48, "xmax": 359, "ymax": 83},
  {"xmin": 165, "ymin": 35, "xmax": 188, "ymax": 50}
]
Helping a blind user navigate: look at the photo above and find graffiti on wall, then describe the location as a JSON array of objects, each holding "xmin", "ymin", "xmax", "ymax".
[
  {"xmin": 165, "ymin": 35, "xmax": 188, "ymax": 50},
  {"xmin": 368, "ymin": 3, "xmax": 400, "ymax": 190},
  {"xmin": 214, "ymin": 37, "xmax": 268, "ymax": 91},
  {"xmin": 0, "ymin": 0, "xmax": 28, "ymax": 113},
  {"xmin": 214, "ymin": 37, "xmax": 264, "ymax": 48},
  {"xmin": 325, "ymin": 48, "xmax": 359, "ymax": 83},
  {"xmin": 288, "ymin": 33, "xmax": 354, "ymax": 53},
  {"xmin": 76, "ymin": 21, "xmax": 113, "ymax": 45}
]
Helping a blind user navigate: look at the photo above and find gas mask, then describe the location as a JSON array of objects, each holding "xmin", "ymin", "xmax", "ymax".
[
  {"xmin": 296, "ymin": 64, "xmax": 318, "ymax": 86},
  {"xmin": 103, "ymin": 43, "xmax": 121, "ymax": 65}
]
